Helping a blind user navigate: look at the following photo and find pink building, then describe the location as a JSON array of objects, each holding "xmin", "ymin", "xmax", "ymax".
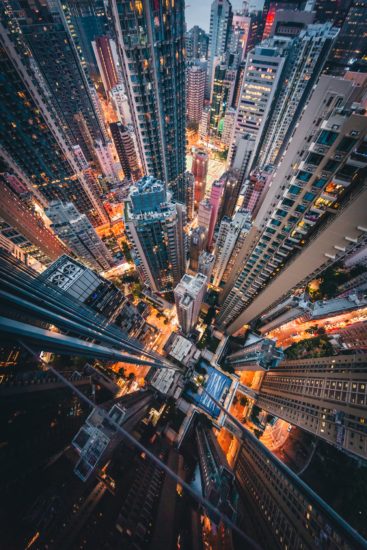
[
  {"xmin": 242, "ymin": 169, "xmax": 272, "ymax": 218},
  {"xmin": 197, "ymin": 199, "xmax": 212, "ymax": 232},
  {"xmin": 207, "ymin": 179, "xmax": 224, "ymax": 249}
]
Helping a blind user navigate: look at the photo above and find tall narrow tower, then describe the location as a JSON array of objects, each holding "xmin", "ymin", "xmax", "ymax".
[
  {"xmin": 207, "ymin": 0, "xmax": 233, "ymax": 98},
  {"xmin": 110, "ymin": 0, "xmax": 186, "ymax": 196}
]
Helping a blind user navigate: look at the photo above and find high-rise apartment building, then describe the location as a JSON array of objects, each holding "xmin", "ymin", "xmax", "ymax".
[
  {"xmin": 217, "ymin": 170, "xmax": 242, "ymax": 222},
  {"xmin": 0, "ymin": 179, "xmax": 68, "ymax": 268},
  {"xmin": 182, "ymin": 171, "xmax": 195, "ymax": 222},
  {"xmin": 209, "ymin": 61, "xmax": 235, "ymax": 134},
  {"xmin": 174, "ymin": 273, "xmax": 207, "ymax": 334},
  {"xmin": 45, "ymin": 201, "xmax": 114, "ymax": 272},
  {"xmin": 207, "ymin": 180, "xmax": 224, "ymax": 249},
  {"xmin": 189, "ymin": 226, "xmax": 208, "ymax": 272},
  {"xmin": 195, "ymin": 418, "xmax": 237, "ymax": 520},
  {"xmin": 225, "ymin": 334, "xmax": 284, "ymax": 370},
  {"xmin": 234, "ymin": 426, "xmax": 366, "ymax": 550},
  {"xmin": 63, "ymin": 0, "xmax": 109, "ymax": 78},
  {"xmin": 242, "ymin": 168, "xmax": 273, "ymax": 218},
  {"xmin": 199, "ymin": 106, "xmax": 211, "ymax": 142},
  {"xmin": 0, "ymin": 12, "xmax": 108, "ymax": 226},
  {"xmin": 92, "ymin": 36, "xmax": 119, "ymax": 94},
  {"xmin": 40, "ymin": 255, "xmax": 126, "ymax": 321},
  {"xmin": 124, "ymin": 177, "xmax": 186, "ymax": 293},
  {"xmin": 257, "ymin": 23, "xmax": 338, "ymax": 168},
  {"xmin": 324, "ymin": 0, "xmax": 367, "ymax": 75},
  {"xmin": 0, "ymin": 248, "xmax": 168, "ymax": 368},
  {"xmin": 207, "ymin": 0, "xmax": 233, "ymax": 98},
  {"xmin": 110, "ymin": 0, "xmax": 186, "ymax": 193},
  {"xmin": 218, "ymin": 76, "xmax": 367, "ymax": 334},
  {"xmin": 212, "ymin": 210, "xmax": 251, "ymax": 287},
  {"xmin": 253, "ymin": 354, "xmax": 367, "ymax": 460},
  {"xmin": 109, "ymin": 84, "xmax": 132, "ymax": 125},
  {"xmin": 185, "ymin": 26, "xmax": 209, "ymax": 61},
  {"xmin": 229, "ymin": 10, "xmax": 252, "ymax": 63},
  {"xmin": 72, "ymin": 390, "xmax": 154, "ymax": 481},
  {"xmin": 110, "ymin": 122, "xmax": 142, "ymax": 182},
  {"xmin": 198, "ymin": 251, "xmax": 216, "ymax": 280},
  {"xmin": 187, "ymin": 62, "xmax": 207, "ymax": 125},
  {"xmin": 197, "ymin": 199, "xmax": 213, "ymax": 234},
  {"xmin": 192, "ymin": 149, "xmax": 209, "ymax": 208},
  {"xmin": 94, "ymin": 140, "xmax": 121, "ymax": 183},
  {"xmin": 41, "ymin": 255, "xmax": 154, "ymax": 344},
  {"xmin": 12, "ymin": 0, "xmax": 107, "ymax": 162},
  {"xmin": 228, "ymin": 38, "xmax": 288, "ymax": 177},
  {"xmin": 221, "ymin": 107, "xmax": 236, "ymax": 146}
]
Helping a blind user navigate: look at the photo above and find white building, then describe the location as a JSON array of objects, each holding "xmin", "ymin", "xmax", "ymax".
[
  {"xmin": 45, "ymin": 201, "xmax": 114, "ymax": 272},
  {"xmin": 110, "ymin": 84, "xmax": 132, "ymax": 125},
  {"xmin": 257, "ymin": 24, "xmax": 338, "ymax": 167},
  {"xmin": 95, "ymin": 140, "xmax": 121, "ymax": 183},
  {"xmin": 221, "ymin": 107, "xmax": 236, "ymax": 146},
  {"xmin": 199, "ymin": 106, "xmax": 210, "ymax": 142},
  {"xmin": 228, "ymin": 39, "xmax": 288, "ymax": 176},
  {"xmin": 174, "ymin": 273, "xmax": 208, "ymax": 334},
  {"xmin": 212, "ymin": 210, "xmax": 252, "ymax": 287}
]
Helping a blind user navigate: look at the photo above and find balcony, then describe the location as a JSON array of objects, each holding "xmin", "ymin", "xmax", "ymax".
[
  {"xmin": 320, "ymin": 191, "xmax": 337, "ymax": 202},
  {"xmin": 309, "ymin": 142, "xmax": 329, "ymax": 155}
]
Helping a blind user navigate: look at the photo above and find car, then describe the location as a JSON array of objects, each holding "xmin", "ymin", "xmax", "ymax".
[{"xmin": 287, "ymin": 425, "xmax": 293, "ymax": 432}]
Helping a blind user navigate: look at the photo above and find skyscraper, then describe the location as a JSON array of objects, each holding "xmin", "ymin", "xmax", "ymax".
[
  {"xmin": 0, "ymin": 248, "xmax": 168, "ymax": 368},
  {"xmin": 72, "ymin": 390, "xmax": 154, "ymax": 481},
  {"xmin": 218, "ymin": 75, "xmax": 367, "ymax": 333},
  {"xmin": 189, "ymin": 226, "xmax": 208, "ymax": 272},
  {"xmin": 110, "ymin": 122, "xmax": 142, "ymax": 182},
  {"xmin": 198, "ymin": 251, "xmax": 216, "ymax": 279},
  {"xmin": 192, "ymin": 149, "xmax": 209, "ymax": 208},
  {"xmin": 110, "ymin": 0, "xmax": 186, "ymax": 193},
  {"xmin": 209, "ymin": 60, "xmax": 236, "ymax": 135},
  {"xmin": 221, "ymin": 107, "xmax": 236, "ymax": 146},
  {"xmin": 199, "ymin": 106, "xmax": 211, "ymax": 142},
  {"xmin": 212, "ymin": 210, "xmax": 252, "ymax": 287},
  {"xmin": 0, "ymin": 11, "xmax": 108, "ymax": 226},
  {"xmin": 228, "ymin": 38, "xmax": 288, "ymax": 178},
  {"xmin": 195, "ymin": 418, "xmax": 237, "ymax": 519},
  {"xmin": 124, "ymin": 177, "xmax": 186, "ymax": 293},
  {"xmin": 92, "ymin": 36, "xmax": 120, "ymax": 94},
  {"xmin": 94, "ymin": 140, "xmax": 121, "ymax": 183},
  {"xmin": 252, "ymin": 353, "xmax": 367, "ymax": 460},
  {"xmin": 207, "ymin": 0, "xmax": 233, "ymax": 98},
  {"xmin": 187, "ymin": 62, "xmax": 207, "ymax": 125},
  {"xmin": 242, "ymin": 168, "xmax": 273, "ymax": 218},
  {"xmin": 257, "ymin": 23, "xmax": 338, "ymax": 168},
  {"xmin": 324, "ymin": 0, "xmax": 367, "ymax": 75},
  {"xmin": 197, "ymin": 199, "xmax": 213, "ymax": 234},
  {"xmin": 225, "ymin": 334, "xmax": 284, "ymax": 370},
  {"xmin": 174, "ymin": 273, "xmax": 207, "ymax": 334},
  {"xmin": 234, "ymin": 427, "xmax": 366, "ymax": 550},
  {"xmin": 45, "ymin": 201, "xmax": 114, "ymax": 272},
  {"xmin": 0, "ymin": 178, "xmax": 68, "ymax": 269},
  {"xmin": 62, "ymin": 0, "xmax": 109, "ymax": 78},
  {"xmin": 183, "ymin": 171, "xmax": 195, "ymax": 222},
  {"xmin": 217, "ymin": 170, "xmax": 242, "ymax": 222},
  {"xmin": 185, "ymin": 26, "xmax": 209, "ymax": 61},
  {"xmin": 207, "ymin": 180, "xmax": 224, "ymax": 249},
  {"xmin": 12, "ymin": 0, "xmax": 107, "ymax": 162}
]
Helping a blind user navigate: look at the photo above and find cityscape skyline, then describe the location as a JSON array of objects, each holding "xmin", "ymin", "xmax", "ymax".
[{"xmin": 0, "ymin": 0, "xmax": 367, "ymax": 548}]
